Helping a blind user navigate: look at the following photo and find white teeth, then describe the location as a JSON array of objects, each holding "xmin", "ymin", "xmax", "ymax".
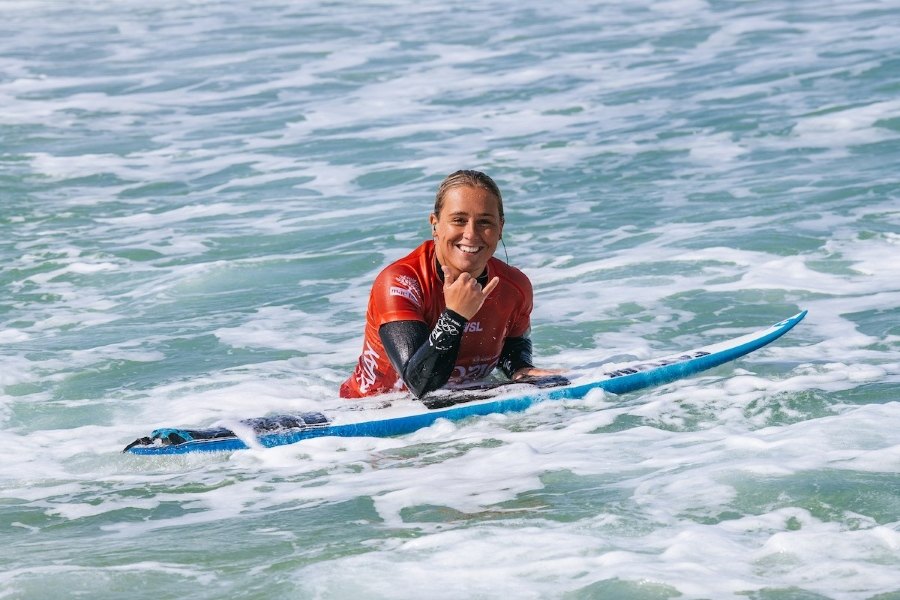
[{"xmin": 457, "ymin": 245, "xmax": 480, "ymax": 254}]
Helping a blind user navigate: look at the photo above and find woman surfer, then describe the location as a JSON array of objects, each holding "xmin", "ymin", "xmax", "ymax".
[{"xmin": 340, "ymin": 170, "xmax": 559, "ymax": 399}]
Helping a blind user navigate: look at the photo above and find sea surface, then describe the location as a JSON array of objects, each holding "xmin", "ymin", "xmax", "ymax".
[{"xmin": 1, "ymin": 1, "xmax": 898, "ymax": 598}]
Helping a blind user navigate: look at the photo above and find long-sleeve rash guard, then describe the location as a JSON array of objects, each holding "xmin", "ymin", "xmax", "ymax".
[
  {"xmin": 378, "ymin": 312, "xmax": 536, "ymax": 398},
  {"xmin": 340, "ymin": 240, "xmax": 536, "ymax": 398}
]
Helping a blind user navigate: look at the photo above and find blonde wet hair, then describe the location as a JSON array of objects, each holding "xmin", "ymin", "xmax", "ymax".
[{"xmin": 433, "ymin": 170, "xmax": 504, "ymax": 221}]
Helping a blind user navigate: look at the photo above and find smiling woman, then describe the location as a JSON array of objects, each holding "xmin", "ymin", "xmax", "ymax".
[{"xmin": 340, "ymin": 170, "xmax": 560, "ymax": 399}]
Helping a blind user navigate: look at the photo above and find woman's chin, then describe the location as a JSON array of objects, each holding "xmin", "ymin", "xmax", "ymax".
[{"xmin": 450, "ymin": 254, "xmax": 487, "ymax": 274}]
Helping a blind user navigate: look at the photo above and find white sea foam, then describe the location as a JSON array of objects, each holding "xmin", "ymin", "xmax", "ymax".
[{"xmin": 213, "ymin": 306, "xmax": 349, "ymax": 355}]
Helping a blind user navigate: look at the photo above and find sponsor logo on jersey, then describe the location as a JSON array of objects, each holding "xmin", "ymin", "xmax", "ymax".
[
  {"xmin": 389, "ymin": 275, "xmax": 422, "ymax": 307},
  {"xmin": 464, "ymin": 321, "xmax": 483, "ymax": 333},
  {"xmin": 357, "ymin": 341, "xmax": 381, "ymax": 393},
  {"xmin": 452, "ymin": 360, "xmax": 497, "ymax": 381}
]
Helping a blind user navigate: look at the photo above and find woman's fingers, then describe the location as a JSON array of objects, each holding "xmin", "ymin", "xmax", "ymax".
[
  {"xmin": 513, "ymin": 367, "xmax": 567, "ymax": 380},
  {"xmin": 441, "ymin": 265, "xmax": 455, "ymax": 287},
  {"xmin": 482, "ymin": 276, "xmax": 500, "ymax": 297},
  {"xmin": 443, "ymin": 273, "xmax": 500, "ymax": 319}
]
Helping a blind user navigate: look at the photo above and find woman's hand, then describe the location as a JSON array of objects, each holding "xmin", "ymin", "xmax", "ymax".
[
  {"xmin": 442, "ymin": 266, "xmax": 499, "ymax": 320},
  {"xmin": 512, "ymin": 367, "xmax": 566, "ymax": 381}
]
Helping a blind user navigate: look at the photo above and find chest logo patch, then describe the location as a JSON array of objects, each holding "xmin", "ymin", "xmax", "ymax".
[{"xmin": 390, "ymin": 275, "xmax": 423, "ymax": 307}]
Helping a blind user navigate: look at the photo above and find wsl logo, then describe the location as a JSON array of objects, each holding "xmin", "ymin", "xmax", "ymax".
[{"xmin": 464, "ymin": 321, "xmax": 483, "ymax": 333}]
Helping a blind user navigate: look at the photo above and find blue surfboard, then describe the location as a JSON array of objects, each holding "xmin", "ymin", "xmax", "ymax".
[{"xmin": 124, "ymin": 310, "xmax": 807, "ymax": 455}]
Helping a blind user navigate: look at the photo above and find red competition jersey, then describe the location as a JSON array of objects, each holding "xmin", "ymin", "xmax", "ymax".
[{"xmin": 340, "ymin": 241, "xmax": 533, "ymax": 398}]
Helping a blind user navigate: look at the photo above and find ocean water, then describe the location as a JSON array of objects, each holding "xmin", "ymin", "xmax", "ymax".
[{"xmin": 1, "ymin": 0, "xmax": 899, "ymax": 598}]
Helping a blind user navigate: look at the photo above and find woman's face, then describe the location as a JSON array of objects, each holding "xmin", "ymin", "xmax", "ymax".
[{"xmin": 430, "ymin": 185, "xmax": 504, "ymax": 279}]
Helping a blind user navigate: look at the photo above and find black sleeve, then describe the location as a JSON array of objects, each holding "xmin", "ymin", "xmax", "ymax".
[
  {"xmin": 498, "ymin": 336, "xmax": 535, "ymax": 379},
  {"xmin": 378, "ymin": 309, "xmax": 467, "ymax": 398}
]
